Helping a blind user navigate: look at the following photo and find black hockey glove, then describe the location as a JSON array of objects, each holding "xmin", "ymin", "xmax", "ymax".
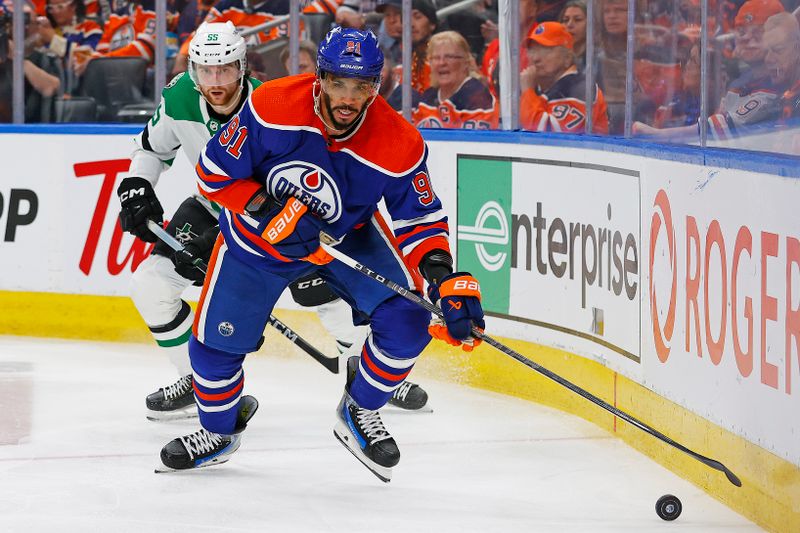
[
  {"xmin": 174, "ymin": 225, "xmax": 220, "ymax": 285},
  {"xmin": 244, "ymin": 187, "xmax": 280, "ymax": 218},
  {"xmin": 117, "ymin": 177, "xmax": 164, "ymax": 242}
]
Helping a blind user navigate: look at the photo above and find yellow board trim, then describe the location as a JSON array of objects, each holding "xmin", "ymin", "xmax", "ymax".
[{"xmin": 1, "ymin": 290, "xmax": 797, "ymax": 531}]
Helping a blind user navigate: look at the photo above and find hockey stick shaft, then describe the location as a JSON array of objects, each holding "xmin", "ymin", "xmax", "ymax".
[
  {"xmin": 319, "ymin": 241, "xmax": 742, "ymax": 487},
  {"xmin": 145, "ymin": 220, "xmax": 339, "ymax": 374}
]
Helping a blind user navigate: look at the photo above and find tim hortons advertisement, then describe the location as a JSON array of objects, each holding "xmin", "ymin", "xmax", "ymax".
[
  {"xmin": 455, "ymin": 155, "xmax": 642, "ymax": 374},
  {"xmin": 0, "ymin": 133, "xmax": 198, "ymax": 297},
  {"xmin": 645, "ymin": 160, "xmax": 800, "ymax": 465}
]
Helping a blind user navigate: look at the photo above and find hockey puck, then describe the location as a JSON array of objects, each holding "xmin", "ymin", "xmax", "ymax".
[{"xmin": 655, "ymin": 494, "xmax": 682, "ymax": 521}]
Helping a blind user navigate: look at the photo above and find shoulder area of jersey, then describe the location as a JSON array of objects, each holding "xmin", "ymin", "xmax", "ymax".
[
  {"xmin": 347, "ymin": 96, "xmax": 425, "ymax": 177},
  {"xmin": 163, "ymin": 72, "xmax": 190, "ymax": 94},
  {"xmin": 248, "ymin": 73, "xmax": 316, "ymax": 123}
]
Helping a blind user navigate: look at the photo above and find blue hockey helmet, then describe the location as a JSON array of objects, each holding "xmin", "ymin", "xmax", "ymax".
[{"xmin": 317, "ymin": 26, "xmax": 384, "ymax": 80}]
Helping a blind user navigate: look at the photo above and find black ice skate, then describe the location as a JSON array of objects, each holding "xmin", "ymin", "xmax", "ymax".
[
  {"xmin": 347, "ymin": 356, "xmax": 431, "ymax": 412},
  {"xmin": 389, "ymin": 381, "xmax": 431, "ymax": 411},
  {"xmin": 156, "ymin": 395, "xmax": 259, "ymax": 473},
  {"xmin": 334, "ymin": 366, "xmax": 400, "ymax": 482},
  {"xmin": 146, "ymin": 374, "xmax": 197, "ymax": 421}
]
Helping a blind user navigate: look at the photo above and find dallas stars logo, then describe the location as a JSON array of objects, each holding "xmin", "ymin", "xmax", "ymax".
[
  {"xmin": 174, "ymin": 223, "xmax": 198, "ymax": 244},
  {"xmin": 207, "ymin": 119, "xmax": 220, "ymax": 134}
]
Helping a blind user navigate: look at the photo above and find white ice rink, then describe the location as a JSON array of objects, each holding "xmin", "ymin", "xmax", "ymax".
[{"xmin": 0, "ymin": 336, "xmax": 760, "ymax": 532}]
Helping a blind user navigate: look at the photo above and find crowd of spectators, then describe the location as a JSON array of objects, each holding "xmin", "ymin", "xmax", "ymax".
[{"xmin": 1, "ymin": 0, "xmax": 799, "ymax": 153}]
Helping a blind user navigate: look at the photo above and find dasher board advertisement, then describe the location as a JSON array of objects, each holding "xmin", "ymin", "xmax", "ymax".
[{"xmin": 456, "ymin": 155, "xmax": 642, "ymax": 369}]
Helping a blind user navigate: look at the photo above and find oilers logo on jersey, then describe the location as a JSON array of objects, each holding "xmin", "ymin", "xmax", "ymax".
[{"xmin": 267, "ymin": 161, "xmax": 342, "ymax": 222}]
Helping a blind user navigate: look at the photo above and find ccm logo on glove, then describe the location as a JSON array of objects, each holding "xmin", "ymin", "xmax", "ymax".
[
  {"xmin": 263, "ymin": 198, "xmax": 307, "ymax": 244},
  {"xmin": 119, "ymin": 187, "xmax": 147, "ymax": 202}
]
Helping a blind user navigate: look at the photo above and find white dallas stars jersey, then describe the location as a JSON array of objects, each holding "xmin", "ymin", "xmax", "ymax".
[{"xmin": 129, "ymin": 72, "xmax": 262, "ymax": 213}]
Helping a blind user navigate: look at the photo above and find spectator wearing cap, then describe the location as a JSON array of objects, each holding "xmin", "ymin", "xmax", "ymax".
[
  {"xmin": 633, "ymin": 11, "xmax": 794, "ymax": 146},
  {"xmin": 520, "ymin": 21, "xmax": 609, "ymax": 133},
  {"xmin": 413, "ymin": 30, "xmax": 498, "ymax": 129},
  {"xmin": 376, "ymin": 0, "xmax": 438, "ymax": 93},
  {"xmin": 732, "ymin": 0, "xmax": 784, "ymax": 75}
]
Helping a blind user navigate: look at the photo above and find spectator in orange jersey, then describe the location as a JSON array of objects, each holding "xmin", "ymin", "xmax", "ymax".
[
  {"xmin": 413, "ymin": 31, "xmax": 498, "ymax": 129},
  {"xmin": 172, "ymin": 0, "xmax": 291, "ymax": 76},
  {"xmin": 36, "ymin": 0, "xmax": 101, "ymax": 89},
  {"xmin": 520, "ymin": 22, "xmax": 609, "ymax": 133},
  {"xmin": 74, "ymin": 0, "xmax": 181, "ymax": 77}
]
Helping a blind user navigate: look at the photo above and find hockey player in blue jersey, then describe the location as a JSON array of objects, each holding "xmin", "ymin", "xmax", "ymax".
[
  {"xmin": 158, "ymin": 26, "xmax": 485, "ymax": 481},
  {"xmin": 117, "ymin": 22, "xmax": 430, "ymax": 424}
]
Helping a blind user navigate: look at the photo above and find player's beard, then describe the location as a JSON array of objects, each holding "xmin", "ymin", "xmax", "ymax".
[
  {"xmin": 322, "ymin": 91, "xmax": 366, "ymax": 132},
  {"xmin": 199, "ymin": 81, "xmax": 242, "ymax": 114}
]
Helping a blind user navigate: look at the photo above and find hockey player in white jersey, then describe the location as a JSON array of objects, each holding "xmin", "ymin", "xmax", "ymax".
[{"xmin": 117, "ymin": 21, "xmax": 430, "ymax": 421}]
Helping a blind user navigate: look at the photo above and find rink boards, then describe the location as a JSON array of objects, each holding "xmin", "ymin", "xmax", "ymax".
[{"xmin": 0, "ymin": 125, "xmax": 797, "ymax": 532}]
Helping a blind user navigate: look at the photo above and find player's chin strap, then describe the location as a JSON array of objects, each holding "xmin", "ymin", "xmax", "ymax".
[{"xmin": 312, "ymin": 78, "xmax": 378, "ymax": 136}]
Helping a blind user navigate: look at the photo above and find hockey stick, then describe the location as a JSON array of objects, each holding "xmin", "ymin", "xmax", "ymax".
[
  {"xmin": 319, "ymin": 240, "xmax": 742, "ymax": 487},
  {"xmin": 145, "ymin": 220, "xmax": 339, "ymax": 374}
]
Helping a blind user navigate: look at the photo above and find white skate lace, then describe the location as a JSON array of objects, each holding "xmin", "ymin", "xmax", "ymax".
[
  {"xmin": 163, "ymin": 375, "xmax": 193, "ymax": 400},
  {"xmin": 393, "ymin": 382, "xmax": 413, "ymax": 402},
  {"xmin": 179, "ymin": 428, "xmax": 224, "ymax": 460},
  {"xmin": 355, "ymin": 408, "xmax": 391, "ymax": 444}
]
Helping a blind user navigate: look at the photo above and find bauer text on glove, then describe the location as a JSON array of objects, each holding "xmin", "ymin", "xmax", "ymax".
[{"xmin": 260, "ymin": 197, "xmax": 333, "ymax": 264}]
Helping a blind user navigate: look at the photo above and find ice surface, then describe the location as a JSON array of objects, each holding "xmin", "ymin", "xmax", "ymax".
[{"xmin": 0, "ymin": 336, "xmax": 760, "ymax": 532}]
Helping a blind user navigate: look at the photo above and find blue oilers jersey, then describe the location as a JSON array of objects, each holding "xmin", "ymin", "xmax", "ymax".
[{"xmin": 195, "ymin": 73, "xmax": 451, "ymax": 275}]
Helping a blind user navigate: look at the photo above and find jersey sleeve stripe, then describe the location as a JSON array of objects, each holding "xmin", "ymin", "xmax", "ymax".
[
  {"xmin": 196, "ymin": 163, "xmax": 263, "ymax": 213},
  {"xmin": 395, "ymin": 220, "xmax": 449, "ymax": 242},
  {"xmin": 392, "ymin": 211, "xmax": 447, "ymax": 231}
]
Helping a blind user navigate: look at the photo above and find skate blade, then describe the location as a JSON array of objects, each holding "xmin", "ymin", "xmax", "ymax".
[
  {"xmin": 333, "ymin": 423, "xmax": 392, "ymax": 483},
  {"xmin": 383, "ymin": 403, "xmax": 434, "ymax": 414},
  {"xmin": 154, "ymin": 454, "xmax": 232, "ymax": 474},
  {"xmin": 146, "ymin": 406, "xmax": 199, "ymax": 422}
]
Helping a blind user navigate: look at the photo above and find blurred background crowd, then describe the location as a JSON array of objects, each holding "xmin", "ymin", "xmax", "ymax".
[{"xmin": 1, "ymin": 0, "xmax": 799, "ymax": 155}]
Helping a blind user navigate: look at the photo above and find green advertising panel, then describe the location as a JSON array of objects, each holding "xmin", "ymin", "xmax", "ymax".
[{"xmin": 456, "ymin": 156, "xmax": 512, "ymax": 314}]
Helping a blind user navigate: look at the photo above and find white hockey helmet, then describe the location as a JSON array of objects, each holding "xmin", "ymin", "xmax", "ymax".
[{"xmin": 188, "ymin": 21, "xmax": 247, "ymax": 86}]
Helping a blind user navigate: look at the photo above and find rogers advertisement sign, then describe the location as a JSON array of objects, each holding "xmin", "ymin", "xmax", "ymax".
[{"xmin": 646, "ymin": 165, "xmax": 800, "ymax": 464}]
